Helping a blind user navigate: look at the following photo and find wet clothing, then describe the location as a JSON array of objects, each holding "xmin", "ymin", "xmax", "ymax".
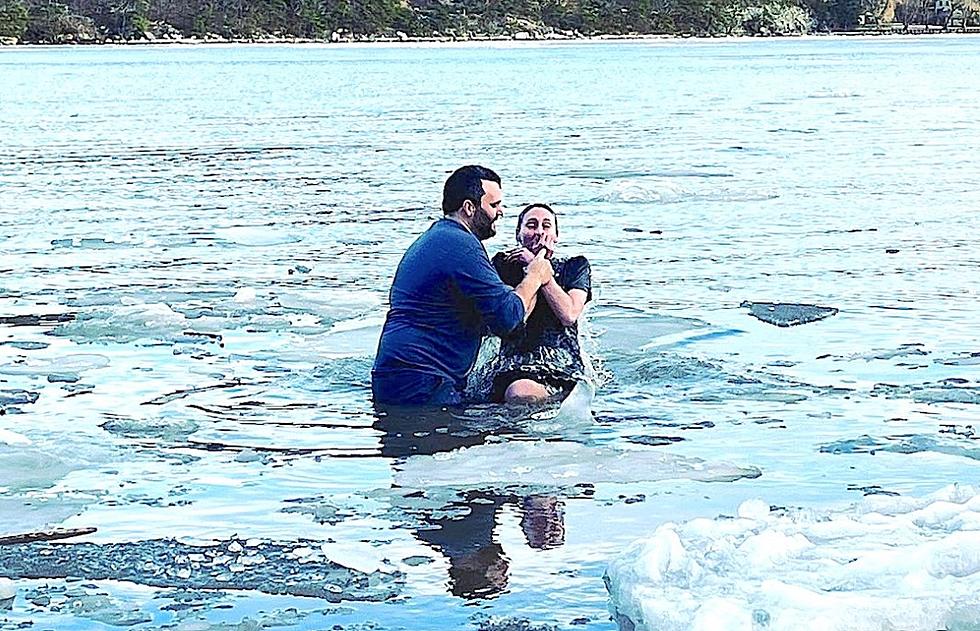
[
  {"xmin": 372, "ymin": 219, "xmax": 526, "ymax": 406},
  {"xmin": 488, "ymin": 253, "xmax": 592, "ymax": 401}
]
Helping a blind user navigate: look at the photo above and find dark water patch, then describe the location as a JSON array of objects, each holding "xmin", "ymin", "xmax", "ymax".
[
  {"xmin": 0, "ymin": 390, "xmax": 39, "ymax": 408},
  {"xmin": 868, "ymin": 304, "xmax": 915, "ymax": 311},
  {"xmin": 0, "ymin": 538, "xmax": 403, "ymax": 602},
  {"xmin": 626, "ymin": 435, "xmax": 685, "ymax": 446},
  {"xmin": 0, "ymin": 313, "xmax": 75, "ymax": 327},
  {"xmin": 721, "ymin": 145, "xmax": 772, "ymax": 155},
  {"xmin": 183, "ymin": 437, "xmax": 374, "ymax": 459},
  {"xmin": 740, "ymin": 301, "xmax": 838, "ymax": 327},
  {"xmin": 142, "ymin": 379, "xmax": 267, "ymax": 406},
  {"xmin": 46, "ymin": 372, "xmax": 79, "ymax": 383},
  {"xmin": 597, "ymin": 415, "xmax": 714, "ymax": 432},
  {"xmin": 749, "ymin": 417, "xmax": 786, "ymax": 426},
  {"xmin": 937, "ymin": 352, "xmax": 980, "ymax": 366},
  {"xmin": 940, "ymin": 423, "xmax": 976, "ymax": 439},
  {"xmin": 846, "ymin": 484, "xmax": 900, "ymax": 496},
  {"xmin": 100, "ymin": 415, "xmax": 200, "ymax": 441},
  {"xmin": 0, "ymin": 341, "xmax": 49, "ymax": 351},
  {"xmin": 50, "ymin": 238, "xmax": 133, "ymax": 250},
  {"xmin": 871, "ymin": 381, "xmax": 980, "ymax": 405},
  {"xmin": 63, "ymin": 383, "xmax": 95, "ymax": 397},
  {"xmin": 767, "ymin": 128, "xmax": 818, "ymax": 134},
  {"xmin": 822, "ymin": 227, "xmax": 879, "ymax": 234},
  {"xmin": 186, "ymin": 399, "xmax": 320, "ymax": 418}
]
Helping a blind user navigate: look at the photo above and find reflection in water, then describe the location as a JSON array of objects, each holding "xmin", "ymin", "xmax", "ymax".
[{"xmin": 374, "ymin": 406, "xmax": 566, "ymax": 599}]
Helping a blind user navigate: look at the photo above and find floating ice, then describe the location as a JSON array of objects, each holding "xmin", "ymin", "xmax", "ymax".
[
  {"xmin": 232, "ymin": 287, "xmax": 257, "ymax": 304},
  {"xmin": 606, "ymin": 484, "xmax": 980, "ymax": 631},
  {"xmin": 740, "ymin": 301, "xmax": 839, "ymax": 327},
  {"xmin": 0, "ymin": 354, "xmax": 109, "ymax": 376},
  {"xmin": 394, "ymin": 441, "xmax": 760, "ymax": 491},
  {"xmin": 0, "ymin": 444, "xmax": 79, "ymax": 492},
  {"xmin": 0, "ymin": 577, "xmax": 14, "ymax": 602},
  {"xmin": 0, "ymin": 495, "xmax": 92, "ymax": 538},
  {"xmin": 317, "ymin": 314, "xmax": 385, "ymax": 357},
  {"xmin": 0, "ymin": 429, "xmax": 31, "ymax": 446},
  {"xmin": 53, "ymin": 303, "xmax": 192, "ymax": 343}
]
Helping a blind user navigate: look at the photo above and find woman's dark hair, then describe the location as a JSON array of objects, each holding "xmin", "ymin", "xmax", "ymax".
[
  {"xmin": 442, "ymin": 165, "xmax": 501, "ymax": 215},
  {"xmin": 516, "ymin": 203, "xmax": 559, "ymax": 238}
]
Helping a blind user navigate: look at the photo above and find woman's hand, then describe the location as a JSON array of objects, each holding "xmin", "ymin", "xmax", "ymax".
[
  {"xmin": 538, "ymin": 233, "xmax": 556, "ymax": 257},
  {"xmin": 504, "ymin": 246, "xmax": 536, "ymax": 265}
]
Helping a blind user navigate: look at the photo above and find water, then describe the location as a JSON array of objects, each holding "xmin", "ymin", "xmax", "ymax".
[{"xmin": 1, "ymin": 36, "xmax": 979, "ymax": 630}]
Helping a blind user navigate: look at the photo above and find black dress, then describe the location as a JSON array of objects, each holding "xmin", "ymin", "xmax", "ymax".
[{"xmin": 487, "ymin": 253, "xmax": 592, "ymax": 401}]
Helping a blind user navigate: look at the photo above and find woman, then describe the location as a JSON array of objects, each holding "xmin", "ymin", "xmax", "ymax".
[{"xmin": 489, "ymin": 203, "xmax": 592, "ymax": 404}]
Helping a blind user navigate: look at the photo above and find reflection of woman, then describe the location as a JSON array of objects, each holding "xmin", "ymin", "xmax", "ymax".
[
  {"xmin": 489, "ymin": 204, "xmax": 592, "ymax": 404},
  {"xmin": 373, "ymin": 408, "xmax": 567, "ymax": 600}
]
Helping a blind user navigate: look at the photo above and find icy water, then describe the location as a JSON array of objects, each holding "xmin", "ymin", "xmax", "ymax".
[{"xmin": 1, "ymin": 37, "xmax": 980, "ymax": 630}]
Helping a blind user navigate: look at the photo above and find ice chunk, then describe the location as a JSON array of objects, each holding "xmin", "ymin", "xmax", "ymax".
[
  {"xmin": 606, "ymin": 484, "xmax": 980, "ymax": 631},
  {"xmin": 0, "ymin": 444, "xmax": 78, "ymax": 492},
  {"xmin": 736, "ymin": 499, "xmax": 770, "ymax": 520},
  {"xmin": 0, "ymin": 577, "xmax": 14, "ymax": 600},
  {"xmin": 395, "ymin": 440, "xmax": 760, "ymax": 491},
  {"xmin": 0, "ymin": 429, "xmax": 31, "ymax": 446}
]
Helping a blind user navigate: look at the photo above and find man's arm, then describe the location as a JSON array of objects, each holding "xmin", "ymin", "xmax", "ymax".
[{"xmin": 459, "ymin": 243, "xmax": 551, "ymax": 337}]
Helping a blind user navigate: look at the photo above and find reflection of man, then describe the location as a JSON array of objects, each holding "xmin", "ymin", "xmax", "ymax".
[
  {"xmin": 372, "ymin": 165, "xmax": 553, "ymax": 406},
  {"xmin": 374, "ymin": 409, "xmax": 567, "ymax": 600}
]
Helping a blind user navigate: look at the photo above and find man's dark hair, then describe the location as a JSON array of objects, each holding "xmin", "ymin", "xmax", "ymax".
[
  {"xmin": 516, "ymin": 203, "xmax": 559, "ymax": 238},
  {"xmin": 442, "ymin": 165, "xmax": 500, "ymax": 215}
]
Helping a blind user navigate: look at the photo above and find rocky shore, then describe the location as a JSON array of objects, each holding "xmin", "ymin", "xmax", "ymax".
[{"xmin": 1, "ymin": 24, "xmax": 976, "ymax": 46}]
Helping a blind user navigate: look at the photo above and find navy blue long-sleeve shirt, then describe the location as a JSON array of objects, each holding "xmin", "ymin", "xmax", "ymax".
[{"xmin": 372, "ymin": 219, "xmax": 525, "ymax": 405}]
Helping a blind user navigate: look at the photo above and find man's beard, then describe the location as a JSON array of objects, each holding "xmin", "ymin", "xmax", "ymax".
[{"xmin": 473, "ymin": 210, "xmax": 500, "ymax": 241}]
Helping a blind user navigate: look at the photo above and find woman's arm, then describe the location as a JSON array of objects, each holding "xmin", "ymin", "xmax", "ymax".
[{"xmin": 539, "ymin": 284, "xmax": 588, "ymax": 327}]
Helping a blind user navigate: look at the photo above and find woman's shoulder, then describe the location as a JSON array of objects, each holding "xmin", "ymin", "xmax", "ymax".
[{"xmin": 556, "ymin": 254, "xmax": 591, "ymax": 273}]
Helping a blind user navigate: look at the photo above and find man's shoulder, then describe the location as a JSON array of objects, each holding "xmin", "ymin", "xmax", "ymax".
[{"xmin": 416, "ymin": 219, "xmax": 480, "ymax": 252}]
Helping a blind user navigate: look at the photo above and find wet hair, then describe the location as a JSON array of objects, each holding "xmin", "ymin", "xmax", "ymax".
[
  {"xmin": 442, "ymin": 165, "xmax": 501, "ymax": 215},
  {"xmin": 516, "ymin": 203, "xmax": 559, "ymax": 238}
]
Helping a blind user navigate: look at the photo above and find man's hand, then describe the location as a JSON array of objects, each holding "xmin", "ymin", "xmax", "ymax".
[{"xmin": 526, "ymin": 248, "xmax": 553, "ymax": 286}]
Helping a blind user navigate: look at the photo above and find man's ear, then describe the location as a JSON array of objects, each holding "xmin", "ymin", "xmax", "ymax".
[{"xmin": 461, "ymin": 199, "xmax": 475, "ymax": 216}]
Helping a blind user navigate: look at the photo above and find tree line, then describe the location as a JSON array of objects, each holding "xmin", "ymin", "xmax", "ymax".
[{"xmin": 0, "ymin": 0, "xmax": 976, "ymax": 44}]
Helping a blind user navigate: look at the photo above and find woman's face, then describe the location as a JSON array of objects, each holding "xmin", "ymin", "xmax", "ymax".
[{"xmin": 517, "ymin": 207, "xmax": 558, "ymax": 254}]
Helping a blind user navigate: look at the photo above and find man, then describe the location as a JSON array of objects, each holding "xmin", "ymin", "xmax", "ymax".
[{"xmin": 371, "ymin": 165, "xmax": 553, "ymax": 406}]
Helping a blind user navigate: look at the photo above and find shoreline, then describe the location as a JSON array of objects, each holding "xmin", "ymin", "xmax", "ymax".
[{"xmin": 2, "ymin": 25, "xmax": 978, "ymax": 47}]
